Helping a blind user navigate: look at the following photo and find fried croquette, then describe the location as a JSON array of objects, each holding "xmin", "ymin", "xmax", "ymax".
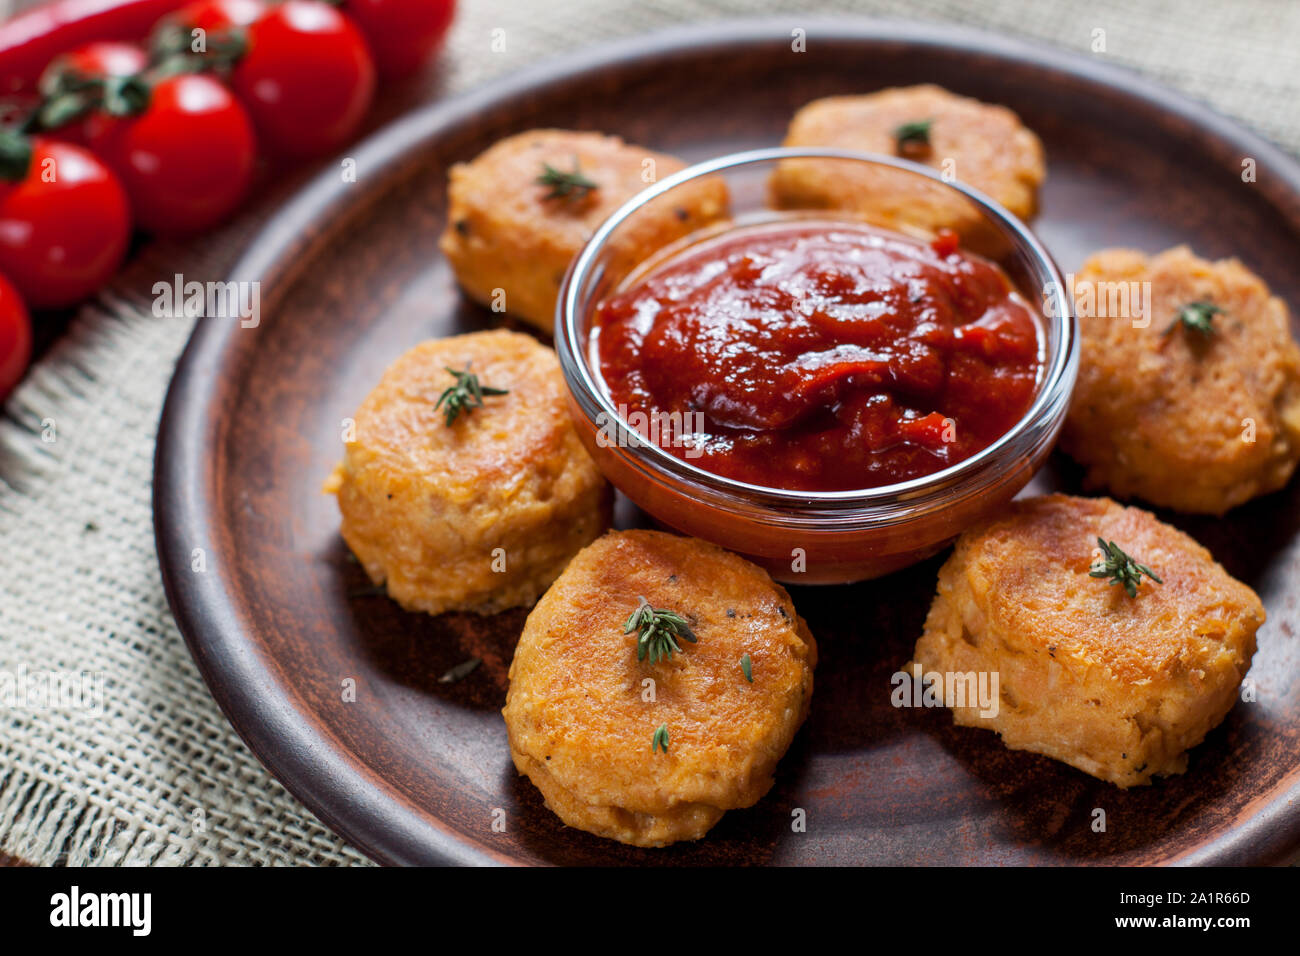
[
  {"xmin": 769, "ymin": 84, "xmax": 1045, "ymax": 242},
  {"xmin": 438, "ymin": 129, "xmax": 729, "ymax": 332},
  {"xmin": 324, "ymin": 330, "xmax": 611, "ymax": 616},
  {"xmin": 1061, "ymin": 246, "xmax": 1300, "ymax": 514},
  {"xmin": 911, "ymin": 494, "xmax": 1263, "ymax": 788},
  {"xmin": 503, "ymin": 529, "xmax": 817, "ymax": 846}
]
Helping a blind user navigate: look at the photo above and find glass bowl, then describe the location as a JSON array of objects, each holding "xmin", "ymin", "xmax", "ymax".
[{"xmin": 555, "ymin": 147, "xmax": 1077, "ymax": 584}]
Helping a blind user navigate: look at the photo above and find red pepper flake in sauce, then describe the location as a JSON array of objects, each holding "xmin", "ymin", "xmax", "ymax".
[{"xmin": 592, "ymin": 220, "xmax": 1043, "ymax": 492}]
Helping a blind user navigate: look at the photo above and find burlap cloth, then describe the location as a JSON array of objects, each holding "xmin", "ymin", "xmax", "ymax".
[{"xmin": 1, "ymin": 0, "xmax": 1298, "ymax": 866}]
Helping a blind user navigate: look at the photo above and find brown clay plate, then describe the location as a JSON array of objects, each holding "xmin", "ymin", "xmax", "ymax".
[{"xmin": 154, "ymin": 18, "xmax": 1300, "ymax": 866}]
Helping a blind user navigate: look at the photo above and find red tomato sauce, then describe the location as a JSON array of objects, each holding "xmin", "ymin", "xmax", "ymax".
[{"xmin": 592, "ymin": 219, "xmax": 1043, "ymax": 492}]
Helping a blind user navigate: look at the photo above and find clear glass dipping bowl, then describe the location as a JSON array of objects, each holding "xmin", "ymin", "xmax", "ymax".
[{"xmin": 556, "ymin": 147, "xmax": 1077, "ymax": 584}]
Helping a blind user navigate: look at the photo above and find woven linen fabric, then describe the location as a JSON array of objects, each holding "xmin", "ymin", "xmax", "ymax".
[{"xmin": 1, "ymin": 0, "xmax": 1298, "ymax": 866}]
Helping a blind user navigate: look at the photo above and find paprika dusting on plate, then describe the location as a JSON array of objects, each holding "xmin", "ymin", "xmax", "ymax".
[{"xmin": 592, "ymin": 219, "xmax": 1043, "ymax": 492}]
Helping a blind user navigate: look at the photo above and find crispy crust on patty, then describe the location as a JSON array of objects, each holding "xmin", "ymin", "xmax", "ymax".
[
  {"xmin": 438, "ymin": 129, "xmax": 728, "ymax": 331},
  {"xmin": 911, "ymin": 494, "xmax": 1263, "ymax": 788},
  {"xmin": 1062, "ymin": 246, "xmax": 1300, "ymax": 514},
  {"xmin": 325, "ymin": 330, "xmax": 611, "ymax": 615},
  {"xmin": 770, "ymin": 84, "xmax": 1045, "ymax": 240},
  {"xmin": 503, "ymin": 529, "xmax": 816, "ymax": 846}
]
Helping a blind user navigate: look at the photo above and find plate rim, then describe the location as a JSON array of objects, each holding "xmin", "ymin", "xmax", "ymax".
[{"xmin": 153, "ymin": 15, "xmax": 1300, "ymax": 867}]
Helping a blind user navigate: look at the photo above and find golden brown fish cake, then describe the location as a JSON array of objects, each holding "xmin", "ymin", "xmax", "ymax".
[
  {"xmin": 503, "ymin": 529, "xmax": 817, "ymax": 847},
  {"xmin": 769, "ymin": 84, "xmax": 1045, "ymax": 242},
  {"xmin": 911, "ymin": 494, "xmax": 1263, "ymax": 788},
  {"xmin": 438, "ymin": 129, "xmax": 728, "ymax": 332},
  {"xmin": 324, "ymin": 330, "xmax": 611, "ymax": 616},
  {"xmin": 1062, "ymin": 246, "xmax": 1300, "ymax": 514}
]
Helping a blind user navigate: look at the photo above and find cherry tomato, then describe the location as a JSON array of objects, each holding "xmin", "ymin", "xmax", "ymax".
[
  {"xmin": 40, "ymin": 41, "xmax": 148, "ymax": 91},
  {"xmin": 0, "ymin": 138, "xmax": 131, "ymax": 309},
  {"xmin": 85, "ymin": 73, "xmax": 256, "ymax": 235},
  {"xmin": 0, "ymin": 272, "xmax": 32, "ymax": 400},
  {"xmin": 345, "ymin": 0, "xmax": 455, "ymax": 81},
  {"xmin": 163, "ymin": 0, "xmax": 266, "ymax": 36},
  {"xmin": 231, "ymin": 1, "xmax": 375, "ymax": 160},
  {"xmin": 0, "ymin": 0, "xmax": 189, "ymax": 95},
  {"xmin": 37, "ymin": 41, "xmax": 149, "ymax": 145}
]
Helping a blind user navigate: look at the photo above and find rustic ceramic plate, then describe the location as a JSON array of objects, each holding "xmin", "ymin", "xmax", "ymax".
[{"xmin": 154, "ymin": 18, "xmax": 1300, "ymax": 866}]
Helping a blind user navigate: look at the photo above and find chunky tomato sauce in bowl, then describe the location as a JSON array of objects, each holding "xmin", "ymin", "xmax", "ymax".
[{"xmin": 557, "ymin": 149, "xmax": 1077, "ymax": 583}]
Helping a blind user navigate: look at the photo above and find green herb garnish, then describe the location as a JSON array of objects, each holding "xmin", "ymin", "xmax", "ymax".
[
  {"xmin": 651, "ymin": 723, "xmax": 670, "ymax": 754},
  {"xmin": 1090, "ymin": 538, "xmax": 1162, "ymax": 598},
  {"xmin": 434, "ymin": 363, "xmax": 508, "ymax": 427},
  {"xmin": 893, "ymin": 118, "xmax": 933, "ymax": 155},
  {"xmin": 1165, "ymin": 300, "xmax": 1223, "ymax": 337},
  {"xmin": 624, "ymin": 596, "xmax": 697, "ymax": 664},
  {"xmin": 740, "ymin": 653, "xmax": 753, "ymax": 683},
  {"xmin": 536, "ymin": 159, "xmax": 597, "ymax": 202},
  {"xmin": 438, "ymin": 658, "xmax": 481, "ymax": 684}
]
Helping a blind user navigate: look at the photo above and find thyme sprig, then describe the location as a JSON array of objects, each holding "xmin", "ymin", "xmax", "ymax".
[
  {"xmin": 624, "ymin": 596, "xmax": 696, "ymax": 664},
  {"xmin": 537, "ymin": 159, "xmax": 597, "ymax": 202},
  {"xmin": 893, "ymin": 118, "xmax": 933, "ymax": 156},
  {"xmin": 651, "ymin": 724, "xmax": 670, "ymax": 754},
  {"xmin": 1090, "ymin": 538, "xmax": 1162, "ymax": 598},
  {"xmin": 1165, "ymin": 300, "xmax": 1223, "ymax": 337},
  {"xmin": 434, "ymin": 363, "xmax": 508, "ymax": 426},
  {"xmin": 438, "ymin": 658, "xmax": 482, "ymax": 684}
]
